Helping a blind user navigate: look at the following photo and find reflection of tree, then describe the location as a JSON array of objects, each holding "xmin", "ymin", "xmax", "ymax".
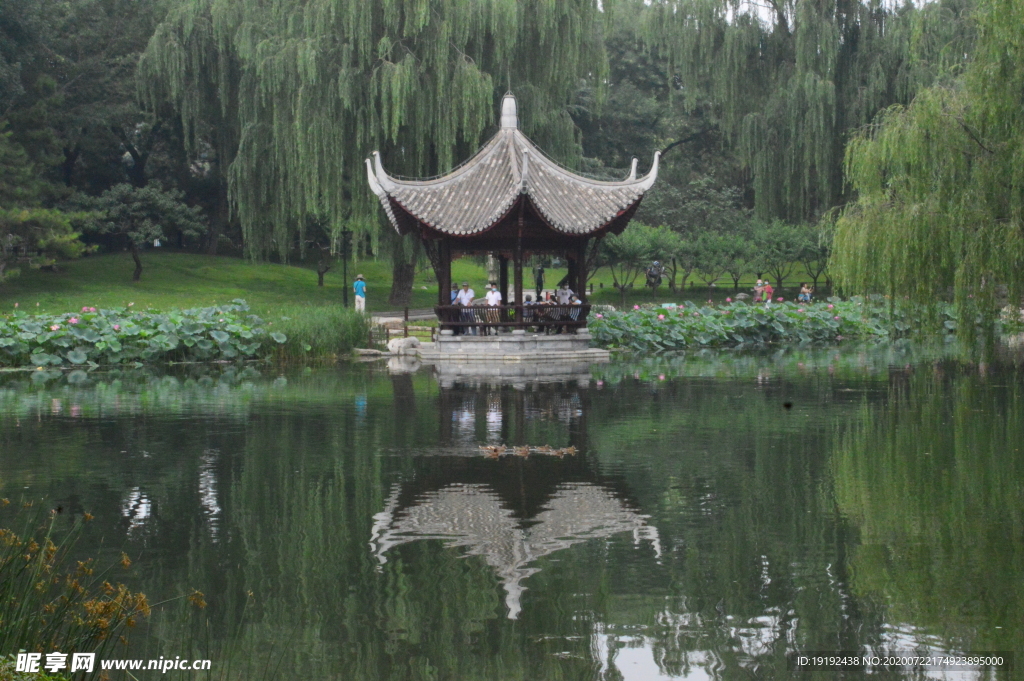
[
  {"xmin": 832, "ymin": 373, "xmax": 1024, "ymax": 659},
  {"xmin": 8, "ymin": 355, "xmax": 1010, "ymax": 680}
]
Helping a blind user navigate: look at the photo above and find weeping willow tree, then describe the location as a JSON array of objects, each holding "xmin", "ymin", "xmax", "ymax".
[
  {"xmin": 637, "ymin": 0, "xmax": 974, "ymax": 223},
  {"xmin": 831, "ymin": 0, "xmax": 1024, "ymax": 334},
  {"xmin": 138, "ymin": 0, "xmax": 607, "ymax": 289}
]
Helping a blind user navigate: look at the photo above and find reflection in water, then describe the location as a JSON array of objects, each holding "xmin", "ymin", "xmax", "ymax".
[
  {"xmin": 0, "ymin": 348, "xmax": 1020, "ymax": 680},
  {"xmin": 371, "ymin": 482, "xmax": 660, "ymax": 619}
]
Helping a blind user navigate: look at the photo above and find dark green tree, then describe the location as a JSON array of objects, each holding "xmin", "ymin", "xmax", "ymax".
[{"xmin": 81, "ymin": 184, "xmax": 206, "ymax": 281}]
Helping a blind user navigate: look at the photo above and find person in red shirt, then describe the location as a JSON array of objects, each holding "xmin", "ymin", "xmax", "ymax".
[{"xmin": 763, "ymin": 281, "xmax": 774, "ymax": 307}]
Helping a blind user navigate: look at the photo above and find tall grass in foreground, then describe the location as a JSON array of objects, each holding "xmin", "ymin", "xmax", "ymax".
[
  {"xmin": 0, "ymin": 504, "xmax": 149, "ymax": 680},
  {"xmin": 268, "ymin": 306, "xmax": 370, "ymax": 360}
]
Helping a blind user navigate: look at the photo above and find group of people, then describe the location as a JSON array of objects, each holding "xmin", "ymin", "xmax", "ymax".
[
  {"xmin": 449, "ymin": 281, "xmax": 582, "ymax": 334},
  {"xmin": 752, "ymin": 279, "xmax": 814, "ymax": 304}
]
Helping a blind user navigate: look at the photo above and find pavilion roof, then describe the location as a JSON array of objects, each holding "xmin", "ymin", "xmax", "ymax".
[{"xmin": 366, "ymin": 94, "xmax": 659, "ymax": 237}]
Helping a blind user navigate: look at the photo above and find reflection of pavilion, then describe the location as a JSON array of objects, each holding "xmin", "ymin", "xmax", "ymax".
[{"xmin": 370, "ymin": 481, "xmax": 660, "ymax": 619}]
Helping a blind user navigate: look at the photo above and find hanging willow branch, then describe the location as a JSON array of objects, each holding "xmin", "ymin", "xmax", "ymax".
[
  {"xmin": 138, "ymin": 0, "xmax": 608, "ymax": 260},
  {"xmin": 637, "ymin": 0, "xmax": 975, "ymax": 223},
  {"xmin": 832, "ymin": 0, "xmax": 1024, "ymax": 337}
]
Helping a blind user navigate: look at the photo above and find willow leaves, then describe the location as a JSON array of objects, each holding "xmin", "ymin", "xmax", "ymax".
[{"xmin": 140, "ymin": 0, "xmax": 606, "ymax": 260}]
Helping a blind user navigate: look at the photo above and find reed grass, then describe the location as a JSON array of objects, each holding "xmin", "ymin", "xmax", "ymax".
[
  {"xmin": 266, "ymin": 306, "xmax": 371, "ymax": 360},
  {"xmin": 0, "ymin": 504, "xmax": 149, "ymax": 680}
]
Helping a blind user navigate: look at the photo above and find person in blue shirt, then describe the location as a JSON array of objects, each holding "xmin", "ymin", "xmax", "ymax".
[{"xmin": 353, "ymin": 274, "xmax": 367, "ymax": 312}]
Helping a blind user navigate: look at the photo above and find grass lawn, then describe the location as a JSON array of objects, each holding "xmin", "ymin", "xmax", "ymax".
[{"xmin": 0, "ymin": 249, "xmax": 830, "ymax": 317}]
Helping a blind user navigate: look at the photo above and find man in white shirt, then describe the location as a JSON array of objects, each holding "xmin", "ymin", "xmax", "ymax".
[
  {"xmin": 484, "ymin": 283, "xmax": 502, "ymax": 334},
  {"xmin": 555, "ymin": 284, "xmax": 574, "ymax": 305},
  {"xmin": 455, "ymin": 282, "xmax": 475, "ymax": 334},
  {"xmin": 455, "ymin": 282, "xmax": 475, "ymax": 306}
]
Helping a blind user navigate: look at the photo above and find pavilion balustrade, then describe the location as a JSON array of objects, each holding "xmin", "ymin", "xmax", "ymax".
[{"xmin": 435, "ymin": 304, "xmax": 590, "ymax": 332}]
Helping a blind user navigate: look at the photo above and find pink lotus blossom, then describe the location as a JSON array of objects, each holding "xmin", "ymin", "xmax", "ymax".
[
  {"xmin": 50, "ymin": 324, "xmax": 59, "ymax": 331},
  {"xmin": 596, "ymin": 380, "xmax": 604, "ymax": 387},
  {"xmin": 633, "ymin": 305, "xmax": 640, "ymax": 310},
  {"xmin": 113, "ymin": 324, "xmax": 121, "ymax": 331},
  {"xmin": 82, "ymin": 306, "xmax": 90, "ymax": 312},
  {"xmin": 797, "ymin": 308, "xmax": 804, "ymax": 313},
  {"xmin": 693, "ymin": 312, "xmax": 700, "ymax": 317},
  {"xmin": 827, "ymin": 304, "xmax": 834, "ymax": 309},
  {"xmin": 657, "ymin": 314, "xmax": 665, "ymax": 320},
  {"xmin": 707, "ymin": 299, "xmax": 713, "ymax": 304},
  {"xmin": 726, "ymin": 297, "xmax": 732, "ymax": 303},
  {"xmin": 658, "ymin": 374, "xmax": 666, "ymax": 381},
  {"xmin": 834, "ymin": 316, "xmax": 840, "ymax": 321},
  {"xmin": 776, "ymin": 297, "xmax": 783, "ymax": 302},
  {"xmin": 595, "ymin": 313, "xmax": 603, "ymax": 319},
  {"xmin": 836, "ymin": 335, "xmax": 844, "ymax": 341},
  {"xmin": 69, "ymin": 317, "xmax": 79, "ymax": 324}
]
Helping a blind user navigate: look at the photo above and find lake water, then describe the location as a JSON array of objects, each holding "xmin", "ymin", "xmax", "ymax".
[{"xmin": 0, "ymin": 344, "xmax": 1020, "ymax": 680}]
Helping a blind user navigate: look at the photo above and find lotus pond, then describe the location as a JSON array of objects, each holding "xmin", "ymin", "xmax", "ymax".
[{"xmin": 0, "ymin": 342, "xmax": 1021, "ymax": 680}]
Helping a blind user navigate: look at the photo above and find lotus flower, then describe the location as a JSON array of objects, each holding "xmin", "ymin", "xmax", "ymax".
[
  {"xmin": 113, "ymin": 324, "xmax": 121, "ymax": 331},
  {"xmin": 827, "ymin": 304, "xmax": 834, "ymax": 309},
  {"xmin": 13, "ymin": 303, "xmax": 18, "ymax": 308},
  {"xmin": 658, "ymin": 314, "xmax": 665, "ymax": 320},
  {"xmin": 776, "ymin": 297, "xmax": 783, "ymax": 302},
  {"xmin": 633, "ymin": 305, "xmax": 640, "ymax": 310},
  {"xmin": 595, "ymin": 313, "xmax": 603, "ymax": 319},
  {"xmin": 797, "ymin": 308, "xmax": 804, "ymax": 313},
  {"xmin": 69, "ymin": 317, "xmax": 79, "ymax": 324},
  {"xmin": 50, "ymin": 324, "xmax": 60, "ymax": 331},
  {"xmin": 82, "ymin": 306, "xmax": 90, "ymax": 312},
  {"xmin": 834, "ymin": 316, "xmax": 840, "ymax": 321},
  {"xmin": 726, "ymin": 297, "xmax": 732, "ymax": 303},
  {"xmin": 693, "ymin": 312, "xmax": 700, "ymax": 317},
  {"xmin": 658, "ymin": 374, "xmax": 666, "ymax": 381}
]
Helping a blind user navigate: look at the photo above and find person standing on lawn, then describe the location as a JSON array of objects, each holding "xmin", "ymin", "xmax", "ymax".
[
  {"xmin": 762, "ymin": 280, "xmax": 774, "ymax": 307},
  {"xmin": 353, "ymin": 274, "xmax": 367, "ymax": 313}
]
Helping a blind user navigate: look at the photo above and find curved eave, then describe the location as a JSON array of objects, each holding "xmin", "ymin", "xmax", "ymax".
[{"xmin": 365, "ymin": 134, "xmax": 659, "ymax": 236}]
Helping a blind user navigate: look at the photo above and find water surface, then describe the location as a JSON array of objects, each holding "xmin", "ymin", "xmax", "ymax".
[{"xmin": 0, "ymin": 345, "xmax": 1020, "ymax": 680}]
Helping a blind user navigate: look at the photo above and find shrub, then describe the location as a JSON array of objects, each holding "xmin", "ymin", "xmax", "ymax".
[{"xmin": 0, "ymin": 300, "xmax": 285, "ymax": 367}]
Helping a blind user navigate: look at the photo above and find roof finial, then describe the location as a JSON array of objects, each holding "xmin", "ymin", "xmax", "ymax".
[{"xmin": 500, "ymin": 94, "xmax": 518, "ymax": 129}]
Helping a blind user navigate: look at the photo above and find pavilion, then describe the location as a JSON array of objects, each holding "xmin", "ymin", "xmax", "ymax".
[{"xmin": 366, "ymin": 93, "xmax": 659, "ymax": 335}]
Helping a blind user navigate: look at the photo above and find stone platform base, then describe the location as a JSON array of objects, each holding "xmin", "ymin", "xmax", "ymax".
[{"xmin": 415, "ymin": 329, "xmax": 609, "ymax": 364}]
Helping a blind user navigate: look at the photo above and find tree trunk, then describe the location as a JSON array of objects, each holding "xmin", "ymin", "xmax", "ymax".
[
  {"xmin": 208, "ymin": 181, "xmax": 228, "ymax": 255},
  {"xmin": 317, "ymin": 259, "xmax": 331, "ymax": 286},
  {"xmin": 129, "ymin": 241, "xmax": 143, "ymax": 281},
  {"xmin": 388, "ymin": 259, "xmax": 415, "ymax": 306}
]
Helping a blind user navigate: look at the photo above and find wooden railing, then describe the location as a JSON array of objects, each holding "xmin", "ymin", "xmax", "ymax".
[{"xmin": 434, "ymin": 304, "xmax": 590, "ymax": 331}]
